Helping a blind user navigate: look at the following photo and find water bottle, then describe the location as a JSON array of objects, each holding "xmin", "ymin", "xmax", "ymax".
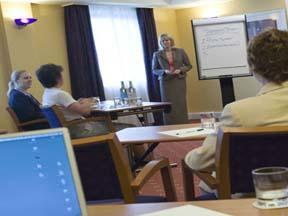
[
  {"xmin": 120, "ymin": 81, "xmax": 128, "ymax": 101},
  {"xmin": 127, "ymin": 81, "xmax": 137, "ymax": 99}
]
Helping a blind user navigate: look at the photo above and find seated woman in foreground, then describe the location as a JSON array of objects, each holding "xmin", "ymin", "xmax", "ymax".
[
  {"xmin": 185, "ymin": 29, "xmax": 288, "ymax": 193},
  {"xmin": 7, "ymin": 70, "xmax": 49, "ymax": 130}
]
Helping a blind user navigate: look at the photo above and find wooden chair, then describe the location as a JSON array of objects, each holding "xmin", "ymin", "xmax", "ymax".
[
  {"xmin": 72, "ymin": 133, "xmax": 177, "ymax": 203},
  {"xmin": 6, "ymin": 107, "xmax": 48, "ymax": 131},
  {"xmin": 183, "ymin": 126, "xmax": 288, "ymax": 200},
  {"xmin": 41, "ymin": 105, "xmax": 114, "ymax": 132},
  {"xmin": 41, "ymin": 105, "xmax": 132, "ymax": 202}
]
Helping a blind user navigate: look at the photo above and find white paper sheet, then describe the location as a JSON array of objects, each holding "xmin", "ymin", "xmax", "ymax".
[
  {"xmin": 158, "ymin": 127, "xmax": 215, "ymax": 138},
  {"xmin": 139, "ymin": 205, "xmax": 231, "ymax": 216}
]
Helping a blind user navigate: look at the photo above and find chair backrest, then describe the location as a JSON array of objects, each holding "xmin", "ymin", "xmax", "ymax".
[
  {"xmin": 6, "ymin": 107, "xmax": 22, "ymax": 131},
  {"xmin": 73, "ymin": 139, "xmax": 122, "ymax": 201},
  {"xmin": 41, "ymin": 106, "xmax": 123, "ymax": 202},
  {"xmin": 72, "ymin": 134, "xmax": 135, "ymax": 203},
  {"xmin": 41, "ymin": 105, "xmax": 66, "ymax": 128},
  {"xmin": 215, "ymin": 126, "xmax": 288, "ymax": 199},
  {"xmin": 107, "ymin": 134, "xmax": 135, "ymax": 202},
  {"xmin": 42, "ymin": 106, "xmax": 139, "ymax": 202}
]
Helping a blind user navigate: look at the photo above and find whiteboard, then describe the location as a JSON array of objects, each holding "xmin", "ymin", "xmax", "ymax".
[{"xmin": 192, "ymin": 15, "xmax": 251, "ymax": 79}]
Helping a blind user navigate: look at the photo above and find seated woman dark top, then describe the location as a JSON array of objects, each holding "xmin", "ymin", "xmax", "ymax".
[
  {"xmin": 9, "ymin": 89, "xmax": 43, "ymax": 121},
  {"xmin": 7, "ymin": 71, "xmax": 49, "ymax": 131},
  {"xmin": 8, "ymin": 89, "xmax": 49, "ymax": 130}
]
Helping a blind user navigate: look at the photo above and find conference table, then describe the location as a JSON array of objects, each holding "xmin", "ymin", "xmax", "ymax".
[
  {"xmin": 91, "ymin": 101, "xmax": 171, "ymax": 128},
  {"xmin": 87, "ymin": 198, "xmax": 285, "ymax": 215},
  {"xmin": 116, "ymin": 123, "xmax": 208, "ymax": 170},
  {"xmin": 116, "ymin": 123, "xmax": 206, "ymax": 144}
]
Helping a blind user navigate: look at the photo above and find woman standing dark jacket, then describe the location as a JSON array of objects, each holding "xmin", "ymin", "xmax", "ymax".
[{"xmin": 152, "ymin": 34, "xmax": 192, "ymax": 125}]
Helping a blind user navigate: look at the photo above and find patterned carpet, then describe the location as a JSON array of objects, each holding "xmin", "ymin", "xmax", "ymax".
[{"xmin": 139, "ymin": 140, "xmax": 203, "ymax": 201}]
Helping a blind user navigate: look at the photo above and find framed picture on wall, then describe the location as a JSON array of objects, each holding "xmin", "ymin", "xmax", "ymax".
[{"xmin": 246, "ymin": 9, "xmax": 288, "ymax": 41}]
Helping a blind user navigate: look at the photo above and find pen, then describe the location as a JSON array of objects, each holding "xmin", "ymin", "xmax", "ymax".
[{"xmin": 176, "ymin": 128, "xmax": 204, "ymax": 135}]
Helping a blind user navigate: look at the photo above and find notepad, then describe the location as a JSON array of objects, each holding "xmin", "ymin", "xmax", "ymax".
[
  {"xmin": 158, "ymin": 127, "xmax": 215, "ymax": 138},
  {"xmin": 139, "ymin": 205, "xmax": 231, "ymax": 216}
]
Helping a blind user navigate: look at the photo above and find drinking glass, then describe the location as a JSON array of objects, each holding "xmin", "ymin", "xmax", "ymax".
[
  {"xmin": 252, "ymin": 167, "xmax": 288, "ymax": 209},
  {"xmin": 136, "ymin": 97, "xmax": 143, "ymax": 106},
  {"xmin": 129, "ymin": 97, "xmax": 137, "ymax": 106},
  {"xmin": 200, "ymin": 112, "xmax": 216, "ymax": 129},
  {"xmin": 113, "ymin": 97, "xmax": 122, "ymax": 107},
  {"xmin": 123, "ymin": 98, "xmax": 130, "ymax": 106}
]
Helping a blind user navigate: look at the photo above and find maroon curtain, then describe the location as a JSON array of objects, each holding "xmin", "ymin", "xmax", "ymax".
[
  {"xmin": 136, "ymin": 8, "xmax": 163, "ymax": 125},
  {"xmin": 64, "ymin": 5, "xmax": 105, "ymax": 100}
]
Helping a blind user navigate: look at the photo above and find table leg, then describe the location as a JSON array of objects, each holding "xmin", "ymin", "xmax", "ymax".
[
  {"xmin": 143, "ymin": 113, "xmax": 149, "ymax": 126},
  {"xmin": 135, "ymin": 113, "xmax": 155, "ymax": 160},
  {"xmin": 143, "ymin": 113, "xmax": 156, "ymax": 159},
  {"xmin": 136, "ymin": 114, "xmax": 144, "ymax": 126},
  {"xmin": 126, "ymin": 145, "xmax": 134, "ymax": 167},
  {"xmin": 132, "ymin": 142, "xmax": 159, "ymax": 171},
  {"xmin": 136, "ymin": 113, "xmax": 150, "ymax": 126}
]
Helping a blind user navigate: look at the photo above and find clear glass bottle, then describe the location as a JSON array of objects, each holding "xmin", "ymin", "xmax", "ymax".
[
  {"xmin": 127, "ymin": 81, "xmax": 137, "ymax": 99},
  {"xmin": 120, "ymin": 81, "xmax": 128, "ymax": 101}
]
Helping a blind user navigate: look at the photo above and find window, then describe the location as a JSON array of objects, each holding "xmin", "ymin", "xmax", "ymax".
[{"xmin": 89, "ymin": 5, "xmax": 149, "ymax": 101}]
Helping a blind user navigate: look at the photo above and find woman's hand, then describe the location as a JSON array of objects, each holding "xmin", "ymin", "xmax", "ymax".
[
  {"xmin": 173, "ymin": 69, "xmax": 181, "ymax": 74},
  {"xmin": 165, "ymin": 69, "xmax": 173, "ymax": 75}
]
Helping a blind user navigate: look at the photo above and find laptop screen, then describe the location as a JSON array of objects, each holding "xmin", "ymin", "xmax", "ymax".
[{"xmin": 0, "ymin": 130, "xmax": 84, "ymax": 215}]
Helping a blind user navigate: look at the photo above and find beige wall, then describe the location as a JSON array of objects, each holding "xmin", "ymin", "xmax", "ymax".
[
  {"xmin": 0, "ymin": 4, "xmax": 14, "ymax": 131},
  {"xmin": 154, "ymin": 0, "xmax": 286, "ymax": 113},
  {"xmin": 153, "ymin": 8, "xmax": 180, "ymax": 46},
  {"xmin": 0, "ymin": 3, "xmax": 70, "ymax": 132}
]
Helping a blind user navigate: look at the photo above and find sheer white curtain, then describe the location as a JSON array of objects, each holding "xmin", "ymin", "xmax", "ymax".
[{"xmin": 89, "ymin": 5, "xmax": 152, "ymax": 125}]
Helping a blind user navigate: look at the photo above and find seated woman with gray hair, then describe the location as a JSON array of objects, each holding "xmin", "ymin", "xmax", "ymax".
[
  {"xmin": 7, "ymin": 70, "xmax": 49, "ymax": 130},
  {"xmin": 185, "ymin": 29, "xmax": 288, "ymax": 193}
]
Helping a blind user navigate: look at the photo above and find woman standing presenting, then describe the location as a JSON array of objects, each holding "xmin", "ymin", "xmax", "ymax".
[{"xmin": 152, "ymin": 34, "xmax": 192, "ymax": 125}]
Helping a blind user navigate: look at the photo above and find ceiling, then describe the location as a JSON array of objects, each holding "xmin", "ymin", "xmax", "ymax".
[{"xmin": 1, "ymin": 0, "xmax": 232, "ymax": 8}]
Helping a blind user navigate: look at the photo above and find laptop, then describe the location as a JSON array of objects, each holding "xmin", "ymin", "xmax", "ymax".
[{"xmin": 0, "ymin": 128, "xmax": 87, "ymax": 216}]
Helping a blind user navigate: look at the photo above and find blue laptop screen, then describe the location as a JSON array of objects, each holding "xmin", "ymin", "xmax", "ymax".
[{"xmin": 0, "ymin": 131, "xmax": 82, "ymax": 216}]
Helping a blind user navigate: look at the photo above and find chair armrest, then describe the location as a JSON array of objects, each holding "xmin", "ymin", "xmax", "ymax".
[
  {"xmin": 65, "ymin": 116, "xmax": 114, "ymax": 132},
  {"xmin": 64, "ymin": 116, "xmax": 106, "ymax": 126},
  {"xmin": 194, "ymin": 170, "xmax": 217, "ymax": 189},
  {"xmin": 71, "ymin": 133, "xmax": 114, "ymax": 146},
  {"xmin": 64, "ymin": 118, "xmax": 90, "ymax": 127},
  {"xmin": 131, "ymin": 158, "xmax": 170, "ymax": 191},
  {"xmin": 182, "ymin": 159, "xmax": 217, "ymax": 201},
  {"xmin": 19, "ymin": 118, "xmax": 48, "ymax": 127},
  {"xmin": 86, "ymin": 116, "xmax": 111, "ymax": 122},
  {"xmin": 183, "ymin": 160, "xmax": 217, "ymax": 189}
]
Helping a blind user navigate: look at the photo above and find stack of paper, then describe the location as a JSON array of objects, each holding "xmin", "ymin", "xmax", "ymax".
[
  {"xmin": 139, "ymin": 205, "xmax": 231, "ymax": 216},
  {"xmin": 158, "ymin": 127, "xmax": 215, "ymax": 138}
]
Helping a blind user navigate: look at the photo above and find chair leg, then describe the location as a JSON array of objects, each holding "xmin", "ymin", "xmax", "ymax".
[
  {"xmin": 160, "ymin": 163, "xmax": 177, "ymax": 202},
  {"xmin": 181, "ymin": 160, "xmax": 196, "ymax": 201}
]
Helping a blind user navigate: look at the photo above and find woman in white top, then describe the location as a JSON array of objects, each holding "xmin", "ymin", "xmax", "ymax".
[{"xmin": 36, "ymin": 63, "xmax": 131, "ymax": 138}]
